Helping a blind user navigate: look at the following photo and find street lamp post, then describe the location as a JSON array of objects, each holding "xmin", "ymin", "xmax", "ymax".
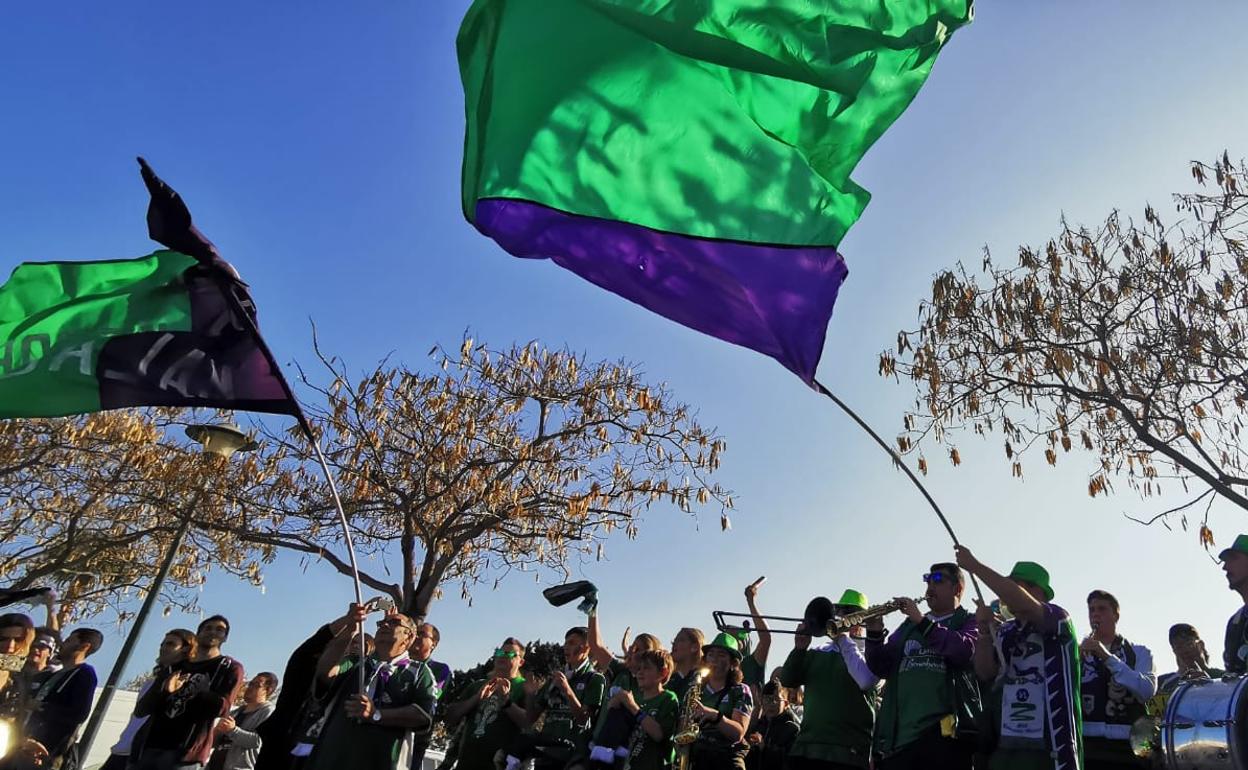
[{"xmin": 76, "ymin": 422, "xmax": 258, "ymax": 762}]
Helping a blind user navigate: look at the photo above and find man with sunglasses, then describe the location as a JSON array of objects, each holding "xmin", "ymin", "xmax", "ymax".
[
  {"xmin": 305, "ymin": 606, "xmax": 436, "ymax": 770},
  {"xmin": 865, "ymin": 563, "xmax": 982, "ymax": 770},
  {"xmin": 446, "ymin": 638, "xmax": 528, "ymax": 770}
]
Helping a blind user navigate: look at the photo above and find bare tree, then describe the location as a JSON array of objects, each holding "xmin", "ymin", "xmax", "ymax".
[
  {"xmin": 231, "ymin": 337, "xmax": 732, "ymax": 619},
  {"xmin": 879, "ymin": 153, "xmax": 1248, "ymax": 539}
]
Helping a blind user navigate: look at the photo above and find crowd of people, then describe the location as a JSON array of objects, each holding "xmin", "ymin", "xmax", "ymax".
[{"xmin": 0, "ymin": 537, "xmax": 1246, "ymax": 770}]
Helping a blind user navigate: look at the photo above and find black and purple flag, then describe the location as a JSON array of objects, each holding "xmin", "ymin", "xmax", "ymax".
[{"xmin": 0, "ymin": 160, "xmax": 298, "ymax": 418}]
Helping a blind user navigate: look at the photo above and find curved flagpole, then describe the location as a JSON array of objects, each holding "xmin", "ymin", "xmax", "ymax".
[
  {"xmin": 138, "ymin": 157, "xmax": 370, "ymax": 690},
  {"xmin": 211, "ymin": 273, "xmax": 369, "ymax": 694},
  {"xmin": 812, "ymin": 379, "xmax": 985, "ymax": 604}
]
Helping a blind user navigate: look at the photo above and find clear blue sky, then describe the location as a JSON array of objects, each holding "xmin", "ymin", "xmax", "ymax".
[{"xmin": 3, "ymin": 2, "xmax": 1248, "ymax": 685}]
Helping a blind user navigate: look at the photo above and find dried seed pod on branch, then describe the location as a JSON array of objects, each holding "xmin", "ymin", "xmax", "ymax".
[
  {"xmin": 880, "ymin": 153, "xmax": 1248, "ymax": 530},
  {"xmin": 0, "ymin": 409, "xmax": 289, "ymax": 622},
  {"xmin": 236, "ymin": 336, "xmax": 732, "ymax": 620}
]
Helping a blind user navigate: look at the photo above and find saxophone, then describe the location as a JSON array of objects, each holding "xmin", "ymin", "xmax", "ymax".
[
  {"xmin": 672, "ymin": 667, "xmax": 707, "ymax": 770},
  {"xmin": 827, "ymin": 597, "xmax": 926, "ymax": 634}
]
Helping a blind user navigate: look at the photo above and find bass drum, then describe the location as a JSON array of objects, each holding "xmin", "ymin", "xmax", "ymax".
[{"xmin": 1162, "ymin": 675, "xmax": 1248, "ymax": 769}]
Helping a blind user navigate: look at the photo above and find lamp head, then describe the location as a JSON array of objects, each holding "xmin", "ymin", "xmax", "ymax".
[{"xmin": 185, "ymin": 423, "xmax": 259, "ymax": 458}]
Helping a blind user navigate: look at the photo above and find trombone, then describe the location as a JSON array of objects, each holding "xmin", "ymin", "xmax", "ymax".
[{"xmin": 713, "ymin": 596, "xmax": 925, "ymax": 637}]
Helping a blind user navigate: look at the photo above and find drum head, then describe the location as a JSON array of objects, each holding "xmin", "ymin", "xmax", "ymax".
[{"xmin": 1163, "ymin": 675, "xmax": 1248, "ymax": 769}]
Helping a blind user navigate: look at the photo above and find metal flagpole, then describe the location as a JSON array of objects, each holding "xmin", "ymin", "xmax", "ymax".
[
  {"xmin": 137, "ymin": 155, "xmax": 370, "ymax": 693},
  {"xmin": 208, "ymin": 274, "xmax": 370, "ymax": 696},
  {"xmin": 812, "ymin": 379, "xmax": 985, "ymax": 603}
]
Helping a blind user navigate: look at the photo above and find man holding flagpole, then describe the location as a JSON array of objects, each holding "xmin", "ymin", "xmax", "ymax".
[{"xmin": 956, "ymin": 547, "xmax": 1083, "ymax": 770}]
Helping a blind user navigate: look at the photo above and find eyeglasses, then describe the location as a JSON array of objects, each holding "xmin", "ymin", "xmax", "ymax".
[
  {"xmin": 923, "ymin": 572, "xmax": 952, "ymax": 584},
  {"xmin": 493, "ymin": 648, "xmax": 519, "ymax": 659},
  {"xmin": 377, "ymin": 619, "xmax": 413, "ymax": 631}
]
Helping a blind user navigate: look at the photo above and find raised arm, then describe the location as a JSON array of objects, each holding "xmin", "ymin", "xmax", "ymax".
[
  {"xmin": 971, "ymin": 599, "xmax": 1000, "ymax": 683},
  {"xmin": 445, "ymin": 679, "xmax": 490, "ymax": 726},
  {"xmin": 864, "ymin": 615, "xmax": 902, "ymax": 678},
  {"xmin": 41, "ymin": 591, "xmax": 59, "ymax": 634},
  {"xmin": 955, "ymin": 546, "xmax": 1045, "ymax": 628},
  {"xmin": 779, "ymin": 625, "xmax": 811, "ymax": 689},
  {"xmin": 315, "ymin": 604, "xmax": 366, "ymax": 684},
  {"xmin": 745, "ymin": 579, "xmax": 772, "ymax": 672},
  {"xmin": 1105, "ymin": 644, "xmax": 1157, "ymax": 701},
  {"xmin": 586, "ymin": 606, "xmax": 616, "ymax": 672}
]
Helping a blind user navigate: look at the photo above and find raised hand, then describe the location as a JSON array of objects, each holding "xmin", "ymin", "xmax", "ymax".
[
  {"xmin": 163, "ymin": 672, "xmax": 186, "ymax": 694},
  {"xmin": 972, "ymin": 598, "xmax": 996, "ymax": 629},
  {"xmin": 344, "ymin": 694, "xmax": 374, "ymax": 719},
  {"xmin": 954, "ymin": 545, "xmax": 980, "ymax": 573},
  {"xmin": 794, "ymin": 623, "xmax": 812, "ymax": 651},
  {"xmin": 895, "ymin": 597, "xmax": 923, "ymax": 624},
  {"xmin": 523, "ymin": 676, "xmax": 544, "ymax": 698}
]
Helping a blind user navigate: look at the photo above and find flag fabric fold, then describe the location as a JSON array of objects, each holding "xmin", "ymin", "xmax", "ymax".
[
  {"xmin": 0, "ymin": 159, "xmax": 299, "ymax": 419},
  {"xmin": 459, "ymin": 0, "xmax": 971, "ymax": 383},
  {"xmin": 0, "ymin": 251, "xmax": 297, "ymax": 418}
]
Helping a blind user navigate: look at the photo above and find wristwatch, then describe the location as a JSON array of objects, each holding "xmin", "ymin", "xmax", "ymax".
[{"xmin": 371, "ymin": 708, "xmax": 382, "ymax": 723}]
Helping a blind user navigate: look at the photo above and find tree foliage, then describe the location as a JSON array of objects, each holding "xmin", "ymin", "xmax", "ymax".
[
  {"xmin": 879, "ymin": 153, "xmax": 1248, "ymax": 534},
  {"xmin": 234, "ymin": 337, "xmax": 731, "ymax": 619},
  {"xmin": 0, "ymin": 410, "xmax": 286, "ymax": 622}
]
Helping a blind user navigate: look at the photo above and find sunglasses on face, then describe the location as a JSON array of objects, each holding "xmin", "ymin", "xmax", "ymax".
[
  {"xmin": 493, "ymin": 648, "xmax": 519, "ymax": 659},
  {"xmin": 377, "ymin": 619, "xmax": 412, "ymax": 631},
  {"xmin": 923, "ymin": 572, "xmax": 952, "ymax": 584}
]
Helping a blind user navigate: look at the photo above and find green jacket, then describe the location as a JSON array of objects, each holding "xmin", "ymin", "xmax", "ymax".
[{"xmin": 780, "ymin": 641, "xmax": 876, "ymax": 768}]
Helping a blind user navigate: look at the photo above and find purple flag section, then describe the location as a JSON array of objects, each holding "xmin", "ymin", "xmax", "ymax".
[{"xmin": 476, "ymin": 199, "xmax": 848, "ymax": 384}]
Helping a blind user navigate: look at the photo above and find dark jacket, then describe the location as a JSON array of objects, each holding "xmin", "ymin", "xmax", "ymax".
[{"xmin": 26, "ymin": 663, "xmax": 97, "ymax": 758}]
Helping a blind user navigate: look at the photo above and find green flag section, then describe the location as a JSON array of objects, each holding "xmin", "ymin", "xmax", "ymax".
[
  {"xmin": 459, "ymin": 0, "xmax": 971, "ymax": 383},
  {"xmin": 0, "ymin": 250, "xmax": 296, "ymax": 418}
]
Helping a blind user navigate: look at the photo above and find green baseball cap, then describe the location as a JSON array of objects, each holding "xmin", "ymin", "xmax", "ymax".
[
  {"xmin": 702, "ymin": 631, "xmax": 743, "ymax": 661},
  {"xmin": 1219, "ymin": 534, "xmax": 1248, "ymax": 561},
  {"xmin": 1008, "ymin": 561, "xmax": 1054, "ymax": 602},
  {"xmin": 834, "ymin": 589, "xmax": 869, "ymax": 612}
]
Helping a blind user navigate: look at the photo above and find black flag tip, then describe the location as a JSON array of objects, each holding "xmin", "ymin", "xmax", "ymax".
[{"xmin": 136, "ymin": 156, "xmax": 219, "ymax": 265}]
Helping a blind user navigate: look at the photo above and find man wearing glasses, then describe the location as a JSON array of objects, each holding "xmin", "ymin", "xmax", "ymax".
[
  {"xmin": 445, "ymin": 638, "xmax": 528, "ymax": 770},
  {"xmin": 865, "ymin": 563, "xmax": 982, "ymax": 770},
  {"xmin": 305, "ymin": 606, "xmax": 436, "ymax": 770}
]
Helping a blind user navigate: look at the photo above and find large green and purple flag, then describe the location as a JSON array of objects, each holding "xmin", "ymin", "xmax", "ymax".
[
  {"xmin": 0, "ymin": 160, "xmax": 298, "ymax": 418},
  {"xmin": 459, "ymin": 0, "xmax": 971, "ymax": 384}
]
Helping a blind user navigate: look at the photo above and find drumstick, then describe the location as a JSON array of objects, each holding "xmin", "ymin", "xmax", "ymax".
[{"xmin": 750, "ymin": 576, "xmax": 767, "ymax": 589}]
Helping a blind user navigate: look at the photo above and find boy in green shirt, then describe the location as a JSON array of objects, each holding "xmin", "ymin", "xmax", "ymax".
[
  {"xmin": 507, "ymin": 626, "xmax": 606, "ymax": 770},
  {"xmin": 574, "ymin": 648, "xmax": 678, "ymax": 770},
  {"xmin": 446, "ymin": 638, "xmax": 529, "ymax": 770}
]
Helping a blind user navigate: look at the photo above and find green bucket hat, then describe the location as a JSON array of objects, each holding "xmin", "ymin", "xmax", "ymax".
[
  {"xmin": 1219, "ymin": 534, "xmax": 1248, "ymax": 561},
  {"xmin": 1008, "ymin": 561, "xmax": 1054, "ymax": 602},
  {"xmin": 702, "ymin": 631, "xmax": 743, "ymax": 661},
  {"xmin": 834, "ymin": 589, "xmax": 869, "ymax": 612}
]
